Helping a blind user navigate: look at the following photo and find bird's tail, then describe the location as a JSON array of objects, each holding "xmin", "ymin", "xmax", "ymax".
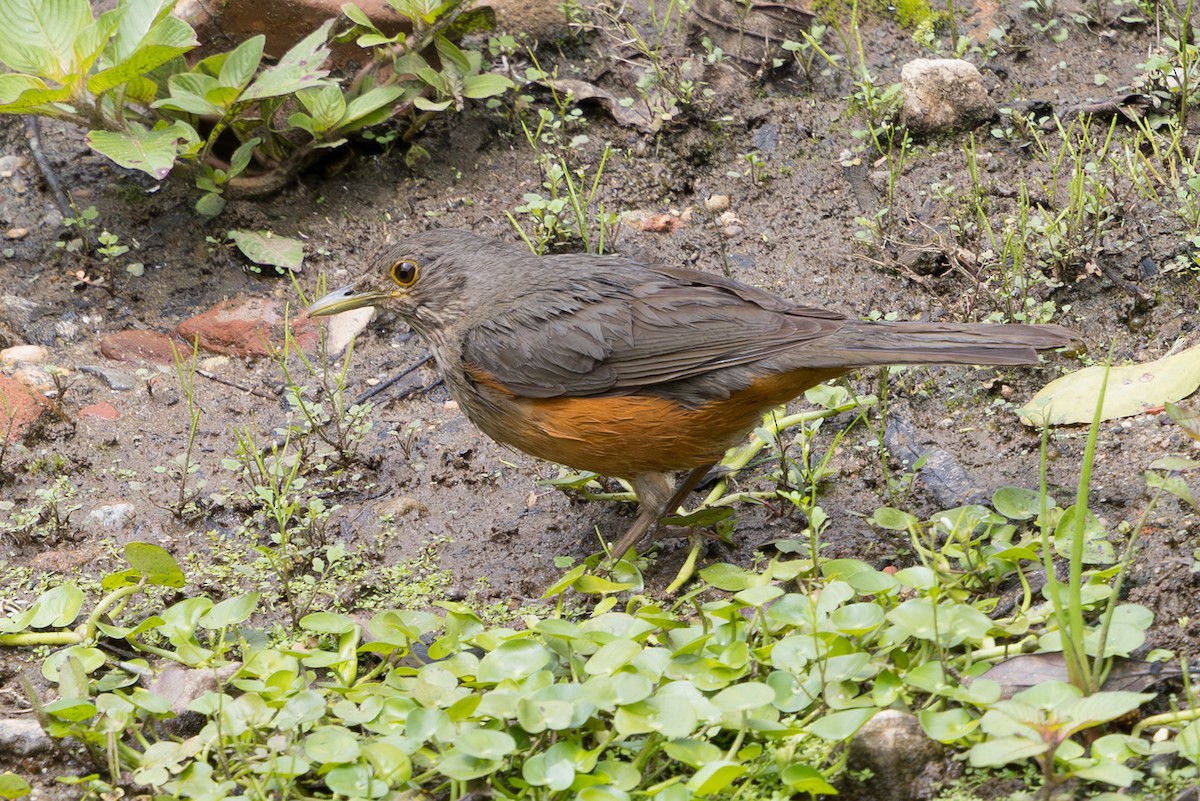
[{"xmin": 805, "ymin": 321, "xmax": 1081, "ymax": 368}]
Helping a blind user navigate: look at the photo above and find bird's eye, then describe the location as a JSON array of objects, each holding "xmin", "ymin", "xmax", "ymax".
[{"xmin": 390, "ymin": 259, "xmax": 420, "ymax": 287}]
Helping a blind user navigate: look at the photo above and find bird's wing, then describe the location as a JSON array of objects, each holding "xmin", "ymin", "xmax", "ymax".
[{"xmin": 461, "ymin": 264, "xmax": 845, "ymax": 399}]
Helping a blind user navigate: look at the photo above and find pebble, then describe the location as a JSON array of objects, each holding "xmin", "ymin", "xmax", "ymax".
[
  {"xmin": 0, "ymin": 155, "xmax": 25, "ymax": 178},
  {"xmin": 79, "ymin": 401, "xmax": 120, "ymax": 421},
  {"xmin": 79, "ymin": 364, "xmax": 135, "ymax": 390},
  {"xmin": 0, "ymin": 345, "xmax": 48, "ymax": 364},
  {"xmin": 12, "ymin": 366, "xmax": 57, "ymax": 392},
  {"xmin": 198, "ymin": 355, "xmax": 230, "ymax": 372},
  {"xmin": 705, "ymin": 194, "xmax": 731, "ymax": 212},
  {"xmin": 0, "ymin": 718, "xmax": 55, "ymax": 756},
  {"xmin": 87, "ymin": 502, "xmax": 136, "ymax": 529},
  {"xmin": 98, "ymin": 329, "xmax": 178, "ymax": 364},
  {"xmin": 4, "ymin": 228, "xmax": 28, "ymax": 240}
]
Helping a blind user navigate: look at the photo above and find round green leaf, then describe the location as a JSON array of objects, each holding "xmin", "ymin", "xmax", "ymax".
[
  {"xmin": 919, "ymin": 707, "xmax": 979, "ymax": 742},
  {"xmin": 733, "ymin": 585, "xmax": 784, "ymax": 607},
  {"xmin": 830, "ymin": 602, "xmax": 885, "ymax": 635},
  {"xmin": 228, "ymin": 229, "xmax": 305, "ymax": 271},
  {"xmin": 686, "ymin": 761, "xmax": 745, "ymax": 795},
  {"xmin": 585, "ymin": 639, "xmax": 642, "ymax": 675},
  {"xmin": 124, "ymin": 542, "xmax": 185, "ymax": 587},
  {"xmin": 201, "ymin": 593, "xmax": 260, "ymax": 629},
  {"xmin": 992, "ymin": 486, "xmax": 1047, "ymax": 520},
  {"xmin": 29, "ymin": 584, "xmax": 84, "ymax": 629},
  {"xmin": 456, "ymin": 728, "xmax": 516, "ymax": 759},
  {"xmin": 712, "ymin": 682, "xmax": 775, "ymax": 713},
  {"xmin": 477, "ymin": 639, "xmax": 553, "ymax": 682},
  {"xmin": 0, "ymin": 772, "xmax": 32, "ymax": 799},
  {"xmin": 781, "ymin": 764, "xmax": 837, "ymax": 794},
  {"xmin": 303, "ymin": 726, "xmax": 361, "ymax": 764},
  {"xmin": 808, "ymin": 707, "xmax": 877, "ymax": 741},
  {"xmin": 578, "ymin": 786, "xmax": 631, "ymax": 801},
  {"xmin": 438, "ymin": 752, "xmax": 500, "ymax": 781},
  {"xmin": 299, "ymin": 611, "xmax": 356, "ymax": 634},
  {"xmin": 871, "ymin": 506, "xmax": 917, "ymax": 530},
  {"xmin": 663, "ymin": 738, "xmax": 723, "ymax": 768}
]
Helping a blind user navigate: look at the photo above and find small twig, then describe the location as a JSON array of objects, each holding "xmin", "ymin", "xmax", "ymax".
[
  {"xmin": 354, "ymin": 355, "xmax": 435, "ymax": 404},
  {"xmin": 23, "ymin": 117, "xmax": 72, "ymax": 219},
  {"xmin": 195, "ymin": 369, "xmax": 276, "ymax": 400}
]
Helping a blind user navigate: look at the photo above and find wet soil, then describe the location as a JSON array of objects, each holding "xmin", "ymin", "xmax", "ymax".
[{"xmin": 1, "ymin": 0, "xmax": 1200, "ymax": 794}]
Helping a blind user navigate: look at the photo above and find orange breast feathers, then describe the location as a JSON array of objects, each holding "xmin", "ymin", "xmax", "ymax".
[{"xmin": 462, "ymin": 364, "xmax": 846, "ymax": 477}]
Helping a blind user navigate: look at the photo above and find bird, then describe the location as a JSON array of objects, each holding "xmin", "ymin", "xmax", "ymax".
[{"xmin": 306, "ymin": 229, "xmax": 1080, "ymax": 561}]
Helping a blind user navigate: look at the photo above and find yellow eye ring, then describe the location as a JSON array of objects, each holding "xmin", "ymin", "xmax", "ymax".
[{"xmin": 390, "ymin": 259, "xmax": 419, "ymax": 287}]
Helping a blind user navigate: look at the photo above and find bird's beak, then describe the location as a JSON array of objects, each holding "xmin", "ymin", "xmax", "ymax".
[{"xmin": 306, "ymin": 285, "xmax": 396, "ymax": 318}]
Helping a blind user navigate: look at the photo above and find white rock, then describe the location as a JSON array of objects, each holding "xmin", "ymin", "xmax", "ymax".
[
  {"xmin": 0, "ymin": 345, "xmax": 48, "ymax": 364},
  {"xmin": 900, "ymin": 58, "xmax": 996, "ymax": 135}
]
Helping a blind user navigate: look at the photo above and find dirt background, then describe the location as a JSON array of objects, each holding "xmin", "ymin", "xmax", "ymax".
[{"xmin": 1, "ymin": 0, "xmax": 1200, "ymax": 761}]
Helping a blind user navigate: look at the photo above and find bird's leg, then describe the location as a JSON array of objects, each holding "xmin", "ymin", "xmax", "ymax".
[{"xmin": 609, "ymin": 464, "xmax": 716, "ymax": 562}]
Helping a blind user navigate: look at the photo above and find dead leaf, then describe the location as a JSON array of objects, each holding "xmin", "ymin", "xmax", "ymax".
[
  {"xmin": 1017, "ymin": 343, "xmax": 1200, "ymax": 426},
  {"xmin": 973, "ymin": 653, "xmax": 1180, "ymax": 698},
  {"xmin": 532, "ymin": 78, "xmax": 659, "ymax": 131}
]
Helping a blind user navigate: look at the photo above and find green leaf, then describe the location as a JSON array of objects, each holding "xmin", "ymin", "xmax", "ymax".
[
  {"xmin": 413, "ymin": 96, "xmax": 453, "ymax": 111},
  {"xmin": 0, "ymin": 772, "xmax": 32, "ymax": 799},
  {"xmin": 576, "ymin": 574, "xmax": 635, "ymax": 594},
  {"xmin": 107, "ymin": 0, "xmax": 176, "ymax": 62},
  {"xmin": 363, "ymin": 741, "xmax": 412, "ymax": 785},
  {"xmin": 1062, "ymin": 691, "xmax": 1154, "ymax": 729},
  {"xmin": 1019, "ymin": 344, "xmax": 1200, "ymax": 425},
  {"xmin": 303, "ymin": 726, "xmax": 361, "ymax": 763},
  {"xmin": 968, "ymin": 735, "xmax": 1049, "ymax": 767},
  {"xmin": 201, "ymin": 593, "xmax": 260, "ymax": 628},
  {"xmin": 434, "ymin": 35, "xmax": 471, "ymax": 75},
  {"xmin": 124, "ymin": 541, "xmax": 185, "ymax": 587},
  {"xmin": 686, "ymin": 761, "xmax": 745, "ymax": 795},
  {"xmin": 1166, "ymin": 401, "xmax": 1200, "ymax": 441},
  {"xmin": 300, "ymin": 611, "xmax": 356, "ymax": 634},
  {"xmin": 456, "ymin": 729, "xmax": 516, "ymax": 759},
  {"xmin": 228, "ymin": 229, "xmax": 305, "ymax": 271},
  {"xmin": 663, "ymin": 738, "xmax": 723, "ymax": 768},
  {"xmin": 732, "ymin": 585, "xmax": 784, "ymax": 607},
  {"xmin": 699, "ymin": 563, "xmax": 755, "ymax": 591},
  {"xmin": 476, "ymin": 639, "xmax": 552, "ymax": 682},
  {"xmin": 298, "ymin": 84, "xmax": 347, "ymax": 132},
  {"xmin": 195, "ymin": 192, "xmax": 226, "ymax": 218},
  {"xmin": 218, "ymin": 35, "xmax": 264, "ymax": 89},
  {"xmin": 462, "ymin": 72, "xmax": 514, "ymax": 98},
  {"xmin": 70, "ymin": 12, "xmax": 118, "ymax": 77},
  {"xmin": 992, "ymin": 486, "xmax": 1048, "ymax": 520},
  {"xmin": 780, "ymin": 764, "xmax": 837, "ymax": 795},
  {"xmin": 437, "ymin": 752, "xmax": 501, "ymax": 781},
  {"xmin": 341, "ymin": 2, "xmax": 380, "ymax": 30},
  {"xmin": 0, "ymin": 0, "xmax": 94, "ymax": 78},
  {"xmin": 830, "ymin": 602, "xmax": 885, "ymax": 635},
  {"xmin": 712, "ymin": 682, "xmax": 775, "ymax": 712},
  {"xmin": 240, "ymin": 19, "xmax": 334, "ymax": 101},
  {"xmin": 871, "ymin": 506, "xmax": 916, "ymax": 530},
  {"xmin": 338, "ymin": 85, "xmax": 404, "ymax": 131},
  {"xmin": 585, "ymin": 639, "xmax": 642, "ymax": 675},
  {"xmin": 89, "ymin": 15, "xmax": 196, "ymax": 96},
  {"xmin": 86, "ymin": 122, "xmax": 190, "ymax": 180},
  {"xmin": 29, "ymin": 584, "xmax": 85, "ymax": 629},
  {"xmin": 919, "ymin": 707, "xmax": 979, "ymax": 742},
  {"xmin": 808, "ymin": 707, "xmax": 877, "ymax": 740},
  {"xmin": 0, "ymin": 77, "xmax": 72, "ymax": 113},
  {"xmin": 155, "ymin": 72, "xmax": 222, "ymax": 114},
  {"xmin": 1177, "ymin": 719, "xmax": 1200, "ymax": 764}
]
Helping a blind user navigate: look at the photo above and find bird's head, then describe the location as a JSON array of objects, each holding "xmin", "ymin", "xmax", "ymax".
[{"xmin": 306, "ymin": 229, "xmax": 507, "ymax": 336}]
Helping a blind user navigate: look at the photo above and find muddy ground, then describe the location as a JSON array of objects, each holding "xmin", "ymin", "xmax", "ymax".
[{"xmin": 1, "ymin": 0, "xmax": 1200, "ymax": 792}]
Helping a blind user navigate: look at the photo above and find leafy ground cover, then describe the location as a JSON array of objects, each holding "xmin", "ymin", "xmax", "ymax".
[{"xmin": 1, "ymin": 0, "xmax": 1200, "ymax": 798}]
